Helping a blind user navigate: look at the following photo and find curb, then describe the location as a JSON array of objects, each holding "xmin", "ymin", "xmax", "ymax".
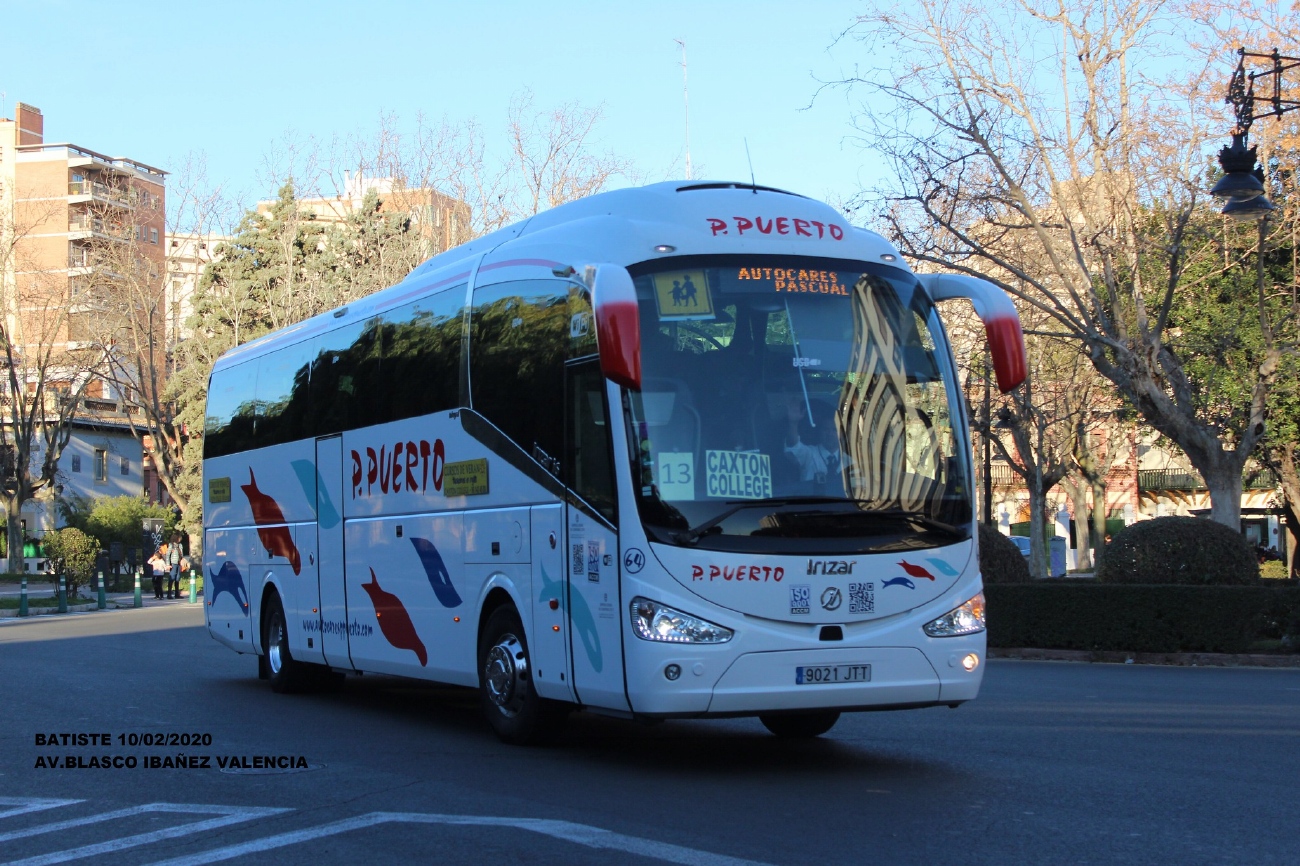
[
  {"xmin": 990, "ymin": 647, "xmax": 1300, "ymax": 668},
  {"xmin": 0, "ymin": 602, "xmax": 98, "ymax": 618},
  {"xmin": 0, "ymin": 598, "xmax": 203, "ymax": 617}
]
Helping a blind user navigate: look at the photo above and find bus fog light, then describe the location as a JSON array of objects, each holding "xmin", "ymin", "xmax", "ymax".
[
  {"xmin": 664, "ymin": 664, "xmax": 682, "ymax": 680},
  {"xmin": 923, "ymin": 592, "xmax": 986, "ymax": 637},
  {"xmin": 962, "ymin": 653, "xmax": 979, "ymax": 672},
  {"xmin": 631, "ymin": 597, "xmax": 733, "ymax": 644}
]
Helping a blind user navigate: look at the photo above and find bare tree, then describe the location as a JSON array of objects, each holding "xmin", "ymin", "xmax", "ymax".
[
  {"xmin": 837, "ymin": 0, "xmax": 1296, "ymax": 529},
  {"xmin": 505, "ymin": 90, "xmax": 638, "ymax": 217},
  {"xmin": 0, "ymin": 189, "xmax": 100, "ymax": 569}
]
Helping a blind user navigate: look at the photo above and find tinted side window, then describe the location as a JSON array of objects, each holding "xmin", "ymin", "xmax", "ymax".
[
  {"xmin": 204, "ymin": 362, "xmax": 258, "ymax": 458},
  {"xmin": 374, "ymin": 287, "xmax": 466, "ymax": 424},
  {"xmin": 566, "ymin": 360, "xmax": 617, "ymax": 523},
  {"xmin": 470, "ymin": 280, "xmax": 569, "ymax": 466},
  {"xmin": 307, "ymin": 319, "xmax": 381, "ymax": 436},
  {"xmin": 253, "ymin": 342, "xmax": 314, "ymax": 448}
]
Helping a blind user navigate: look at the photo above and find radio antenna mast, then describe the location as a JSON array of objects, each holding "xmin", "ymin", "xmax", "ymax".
[
  {"xmin": 675, "ymin": 38, "xmax": 692, "ymax": 180},
  {"xmin": 745, "ymin": 138, "xmax": 756, "ymax": 191}
]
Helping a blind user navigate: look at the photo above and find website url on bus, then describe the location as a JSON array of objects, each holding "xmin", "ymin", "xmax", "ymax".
[{"xmin": 302, "ymin": 618, "xmax": 374, "ymax": 637}]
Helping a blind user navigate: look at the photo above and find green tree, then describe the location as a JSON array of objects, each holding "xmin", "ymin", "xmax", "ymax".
[
  {"xmin": 169, "ymin": 182, "xmax": 342, "ymax": 539},
  {"xmin": 62, "ymin": 495, "xmax": 177, "ymax": 562},
  {"xmin": 42, "ymin": 527, "xmax": 101, "ymax": 597}
]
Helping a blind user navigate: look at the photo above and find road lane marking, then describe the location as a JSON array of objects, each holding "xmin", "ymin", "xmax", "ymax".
[
  {"xmin": 0, "ymin": 803, "xmax": 230, "ymax": 844},
  {"xmin": 145, "ymin": 811, "xmax": 776, "ymax": 866},
  {"xmin": 0, "ymin": 804, "xmax": 290, "ymax": 866},
  {"xmin": 0, "ymin": 800, "xmax": 83, "ymax": 822}
]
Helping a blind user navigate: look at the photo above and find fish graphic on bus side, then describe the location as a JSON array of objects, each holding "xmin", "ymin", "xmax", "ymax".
[
  {"xmin": 409, "ymin": 537, "xmax": 463, "ymax": 608},
  {"xmin": 207, "ymin": 562, "xmax": 250, "ymax": 611},
  {"xmin": 898, "ymin": 561, "xmax": 936, "ymax": 581},
  {"xmin": 290, "ymin": 459, "xmax": 340, "ymax": 530},
  {"xmin": 881, "ymin": 576, "xmax": 916, "ymax": 590},
  {"xmin": 361, "ymin": 569, "xmax": 428, "ymax": 666},
  {"xmin": 539, "ymin": 563, "xmax": 602, "ymax": 673},
  {"xmin": 240, "ymin": 469, "xmax": 302, "ymax": 575}
]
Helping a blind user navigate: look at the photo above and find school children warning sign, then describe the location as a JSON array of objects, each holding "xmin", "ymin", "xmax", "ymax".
[
  {"xmin": 705, "ymin": 450, "xmax": 772, "ymax": 500},
  {"xmin": 652, "ymin": 270, "xmax": 714, "ymax": 320}
]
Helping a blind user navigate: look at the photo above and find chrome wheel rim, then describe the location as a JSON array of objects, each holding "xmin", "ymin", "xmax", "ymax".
[
  {"xmin": 484, "ymin": 633, "xmax": 528, "ymax": 718},
  {"xmin": 268, "ymin": 613, "xmax": 284, "ymax": 675}
]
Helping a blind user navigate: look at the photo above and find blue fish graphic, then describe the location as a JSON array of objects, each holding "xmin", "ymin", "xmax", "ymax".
[
  {"xmin": 291, "ymin": 459, "xmax": 340, "ymax": 530},
  {"xmin": 882, "ymin": 576, "xmax": 916, "ymax": 590},
  {"xmin": 409, "ymin": 537, "xmax": 463, "ymax": 608},
  {"xmin": 540, "ymin": 562, "xmax": 602, "ymax": 673},
  {"xmin": 208, "ymin": 562, "xmax": 249, "ymax": 611},
  {"xmin": 924, "ymin": 557, "xmax": 959, "ymax": 577}
]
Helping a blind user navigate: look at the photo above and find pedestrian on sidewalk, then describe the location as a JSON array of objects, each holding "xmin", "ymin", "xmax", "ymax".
[
  {"xmin": 148, "ymin": 551, "xmax": 166, "ymax": 600},
  {"xmin": 166, "ymin": 535, "xmax": 183, "ymax": 599}
]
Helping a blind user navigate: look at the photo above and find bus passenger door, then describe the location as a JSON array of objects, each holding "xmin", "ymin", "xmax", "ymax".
[
  {"xmin": 564, "ymin": 360, "xmax": 629, "ymax": 712},
  {"xmin": 316, "ymin": 435, "xmax": 351, "ymax": 669},
  {"xmin": 530, "ymin": 504, "xmax": 574, "ymax": 702}
]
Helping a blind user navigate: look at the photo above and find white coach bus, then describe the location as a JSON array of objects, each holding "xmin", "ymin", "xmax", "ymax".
[{"xmin": 202, "ymin": 181, "xmax": 1026, "ymax": 743}]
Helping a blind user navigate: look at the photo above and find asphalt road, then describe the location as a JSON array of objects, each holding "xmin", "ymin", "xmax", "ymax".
[{"xmin": 1, "ymin": 606, "xmax": 1296, "ymax": 866}]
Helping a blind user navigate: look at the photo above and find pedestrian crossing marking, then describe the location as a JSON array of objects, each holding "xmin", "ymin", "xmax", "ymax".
[{"xmin": 0, "ymin": 804, "xmax": 289, "ymax": 866}]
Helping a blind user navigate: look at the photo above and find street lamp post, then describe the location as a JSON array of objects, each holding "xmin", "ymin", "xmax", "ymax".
[{"xmin": 1210, "ymin": 48, "xmax": 1300, "ymax": 221}]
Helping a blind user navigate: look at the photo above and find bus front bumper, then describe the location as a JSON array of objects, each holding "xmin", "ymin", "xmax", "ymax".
[{"xmin": 624, "ymin": 639, "xmax": 984, "ymax": 718}]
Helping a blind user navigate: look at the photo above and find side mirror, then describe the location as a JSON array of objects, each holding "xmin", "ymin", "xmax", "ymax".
[
  {"xmin": 918, "ymin": 273, "xmax": 1027, "ymax": 392},
  {"xmin": 581, "ymin": 263, "xmax": 641, "ymax": 391}
]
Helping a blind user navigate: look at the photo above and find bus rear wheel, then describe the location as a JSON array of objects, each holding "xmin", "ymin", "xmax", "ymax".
[
  {"xmin": 263, "ymin": 593, "xmax": 306, "ymax": 694},
  {"xmin": 478, "ymin": 606, "xmax": 558, "ymax": 745},
  {"xmin": 759, "ymin": 711, "xmax": 841, "ymax": 738}
]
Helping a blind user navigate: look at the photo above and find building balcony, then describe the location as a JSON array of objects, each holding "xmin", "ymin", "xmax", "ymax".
[
  {"xmin": 68, "ymin": 214, "xmax": 131, "ymax": 241},
  {"xmin": 1137, "ymin": 468, "xmax": 1278, "ymax": 492},
  {"xmin": 68, "ymin": 180, "xmax": 132, "ymax": 208}
]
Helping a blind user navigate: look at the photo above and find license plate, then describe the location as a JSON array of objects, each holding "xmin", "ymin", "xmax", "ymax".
[{"xmin": 795, "ymin": 664, "xmax": 871, "ymax": 685}]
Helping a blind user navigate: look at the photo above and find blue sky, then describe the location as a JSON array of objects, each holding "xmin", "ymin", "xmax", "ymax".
[{"xmin": 3, "ymin": 0, "xmax": 882, "ymax": 215}]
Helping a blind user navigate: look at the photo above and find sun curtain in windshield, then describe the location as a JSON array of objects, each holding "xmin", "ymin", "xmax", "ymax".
[{"xmin": 625, "ymin": 255, "xmax": 972, "ymax": 553}]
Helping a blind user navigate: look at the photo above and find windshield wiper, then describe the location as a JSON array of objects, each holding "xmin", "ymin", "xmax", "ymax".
[
  {"xmin": 673, "ymin": 497, "xmax": 854, "ymax": 545},
  {"xmin": 858, "ymin": 508, "xmax": 965, "ymax": 539}
]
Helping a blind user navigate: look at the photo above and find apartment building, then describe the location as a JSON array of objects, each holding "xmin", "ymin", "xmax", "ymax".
[
  {"xmin": 164, "ymin": 231, "xmax": 225, "ymax": 346},
  {"xmin": 1, "ymin": 102, "xmax": 166, "ymax": 375},
  {"xmin": 0, "ymin": 102, "xmax": 167, "ymax": 531},
  {"xmin": 257, "ymin": 171, "xmax": 471, "ymax": 252}
]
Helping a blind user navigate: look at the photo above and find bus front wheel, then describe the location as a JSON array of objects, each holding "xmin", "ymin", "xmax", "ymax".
[
  {"xmin": 759, "ymin": 711, "xmax": 840, "ymax": 738},
  {"xmin": 478, "ymin": 606, "xmax": 557, "ymax": 745},
  {"xmin": 263, "ymin": 593, "xmax": 306, "ymax": 694}
]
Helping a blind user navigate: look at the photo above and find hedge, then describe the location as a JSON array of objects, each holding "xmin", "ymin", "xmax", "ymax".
[
  {"xmin": 985, "ymin": 583, "xmax": 1300, "ymax": 654},
  {"xmin": 978, "ymin": 523, "xmax": 1031, "ymax": 584},
  {"xmin": 1097, "ymin": 516, "xmax": 1258, "ymax": 585}
]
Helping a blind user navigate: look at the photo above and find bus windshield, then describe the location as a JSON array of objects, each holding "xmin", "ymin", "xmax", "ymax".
[{"xmin": 626, "ymin": 255, "xmax": 972, "ymax": 554}]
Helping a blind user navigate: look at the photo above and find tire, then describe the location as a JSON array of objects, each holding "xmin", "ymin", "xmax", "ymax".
[
  {"xmin": 262, "ymin": 593, "xmax": 306, "ymax": 694},
  {"xmin": 478, "ymin": 606, "xmax": 560, "ymax": 745},
  {"xmin": 759, "ymin": 711, "xmax": 841, "ymax": 739}
]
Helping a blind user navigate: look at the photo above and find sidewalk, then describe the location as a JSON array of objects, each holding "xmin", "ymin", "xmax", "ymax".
[
  {"xmin": 0, "ymin": 580, "xmax": 202, "ymax": 618},
  {"xmin": 990, "ymin": 647, "xmax": 1300, "ymax": 668}
]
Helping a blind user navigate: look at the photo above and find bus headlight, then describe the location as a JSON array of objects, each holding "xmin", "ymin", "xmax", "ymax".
[
  {"xmin": 923, "ymin": 592, "xmax": 986, "ymax": 637},
  {"xmin": 631, "ymin": 597, "xmax": 733, "ymax": 644}
]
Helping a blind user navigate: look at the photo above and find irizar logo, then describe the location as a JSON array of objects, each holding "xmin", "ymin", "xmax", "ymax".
[{"xmin": 807, "ymin": 559, "xmax": 855, "ymax": 576}]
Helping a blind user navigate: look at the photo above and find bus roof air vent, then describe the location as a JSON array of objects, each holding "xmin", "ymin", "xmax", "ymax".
[{"xmin": 675, "ymin": 182, "xmax": 807, "ymax": 198}]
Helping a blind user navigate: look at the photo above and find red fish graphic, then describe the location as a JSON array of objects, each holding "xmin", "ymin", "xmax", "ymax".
[
  {"xmin": 361, "ymin": 569, "xmax": 428, "ymax": 667},
  {"xmin": 898, "ymin": 560, "xmax": 936, "ymax": 580},
  {"xmin": 240, "ymin": 469, "xmax": 302, "ymax": 575}
]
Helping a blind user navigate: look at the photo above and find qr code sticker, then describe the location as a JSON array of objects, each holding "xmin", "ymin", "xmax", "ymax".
[
  {"xmin": 848, "ymin": 582, "xmax": 875, "ymax": 614},
  {"xmin": 587, "ymin": 540, "xmax": 601, "ymax": 582},
  {"xmin": 572, "ymin": 543, "xmax": 585, "ymax": 576}
]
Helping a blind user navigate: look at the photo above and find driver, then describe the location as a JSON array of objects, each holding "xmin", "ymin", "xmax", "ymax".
[{"xmin": 782, "ymin": 395, "xmax": 844, "ymax": 487}]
